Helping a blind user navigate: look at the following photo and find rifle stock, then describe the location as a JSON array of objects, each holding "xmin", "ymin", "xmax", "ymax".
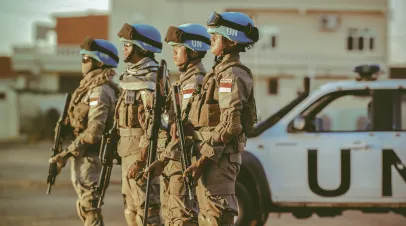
[{"xmin": 46, "ymin": 93, "xmax": 71, "ymax": 195}]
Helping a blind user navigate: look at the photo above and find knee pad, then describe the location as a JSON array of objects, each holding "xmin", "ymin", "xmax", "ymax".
[
  {"xmin": 198, "ymin": 214, "xmax": 218, "ymax": 226},
  {"xmin": 198, "ymin": 212, "xmax": 236, "ymax": 226},
  {"xmin": 84, "ymin": 210, "xmax": 104, "ymax": 226},
  {"xmin": 124, "ymin": 208, "xmax": 139, "ymax": 226},
  {"xmin": 137, "ymin": 206, "xmax": 161, "ymax": 225},
  {"xmin": 172, "ymin": 219, "xmax": 198, "ymax": 226},
  {"xmin": 76, "ymin": 200, "xmax": 86, "ymax": 223}
]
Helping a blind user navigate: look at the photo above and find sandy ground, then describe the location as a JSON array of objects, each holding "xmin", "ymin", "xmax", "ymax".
[{"xmin": 0, "ymin": 141, "xmax": 404, "ymax": 226}]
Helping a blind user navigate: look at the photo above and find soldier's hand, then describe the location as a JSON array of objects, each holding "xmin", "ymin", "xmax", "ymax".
[
  {"xmin": 140, "ymin": 147, "xmax": 148, "ymax": 161},
  {"xmin": 143, "ymin": 159, "xmax": 167, "ymax": 179},
  {"xmin": 183, "ymin": 155, "xmax": 210, "ymax": 182},
  {"xmin": 127, "ymin": 160, "xmax": 146, "ymax": 179},
  {"xmin": 170, "ymin": 122, "xmax": 194, "ymax": 139},
  {"xmin": 48, "ymin": 150, "xmax": 70, "ymax": 175},
  {"xmin": 170, "ymin": 123, "xmax": 178, "ymax": 140}
]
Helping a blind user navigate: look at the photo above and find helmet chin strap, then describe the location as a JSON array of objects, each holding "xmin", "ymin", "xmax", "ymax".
[
  {"xmin": 178, "ymin": 49, "xmax": 201, "ymax": 72},
  {"xmin": 82, "ymin": 59, "xmax": 101, "ymax": 75},
  {"xmin": 124, "ymin": 46, "xmax": 135, "ymax": 63}
]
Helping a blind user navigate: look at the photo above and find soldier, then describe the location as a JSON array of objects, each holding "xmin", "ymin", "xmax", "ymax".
[
  {"xmin": 183, "ymin": 12, "xmax": 259, "ymax": 225},
  {"xmin": 48, "ymin": 37, "xmax": 120, "ymax": 226},
  {"xmin": 144, "ymin": 23, "xmax": 211, "ymax": 225},
  {"xmin": 116, "ymin": 23, "xmax": 162, "ymax": 226}
]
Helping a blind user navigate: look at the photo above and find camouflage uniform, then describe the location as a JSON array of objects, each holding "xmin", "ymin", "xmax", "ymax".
[
  {"xmin": 158, "ymin": 62, "xmax": 206, "ymax": 225},
  {"xmin": 65, "ymin": 68, "xmax": 118, "ymax": 226},
  {"xmin": 116, "ymin": 57, "xmax": 161, "ymax": 225},
  {"xmin": 187, "ymin": 53, "xmax": 255, "ymax": 225}
]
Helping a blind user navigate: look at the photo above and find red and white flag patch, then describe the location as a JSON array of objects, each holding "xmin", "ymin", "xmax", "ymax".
[
  {"xmin": 219, "ymin": 78, "xmax": 233, "ymax": 92},
  {"xmin": 89, "ymin": 92, "xmax": 101, "ymax": 106},
  {"xmin": 89, "ymin": 97, "xmax": 99, "ymax": 106},
  {"xmin": 182, "ymin": 83, "xmax": 195, "ymax": 99}
]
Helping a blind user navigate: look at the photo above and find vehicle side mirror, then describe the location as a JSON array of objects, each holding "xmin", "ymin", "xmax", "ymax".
[{"xmin": 292, "ymin": 115, "xmax": 307, "ymax": 131}]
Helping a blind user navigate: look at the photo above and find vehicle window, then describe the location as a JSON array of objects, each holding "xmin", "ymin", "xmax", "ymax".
[
  {"xmin": 312, "ymin": 94, "xmax": 372, "ymax": 132},
  {"xmin": 402, "ymin": 93, "xmax": 406, "ymax": 130},
  {"xmin": 394, "ymin": 91, "xmax": 406, "ymax": 130},
  {"xmin": 291, "ymin": 89, "xmax": 406, "ymax": 133}
]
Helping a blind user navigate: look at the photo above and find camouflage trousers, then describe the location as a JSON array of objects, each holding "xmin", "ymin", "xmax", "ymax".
[
  {"xmin": 194, "ymin": 142, "xmax": 241, "ymax": 226},
  {"xmin": 160, "ymin": 159, "xmax": 199, "ymax": 226},
  {"xmin": 121, "ymin": 154, "xmax": 161, "ymax": 226},
  {"xmin": 70, "ymin": 152, "xmax": 104, "ymax": 226}
]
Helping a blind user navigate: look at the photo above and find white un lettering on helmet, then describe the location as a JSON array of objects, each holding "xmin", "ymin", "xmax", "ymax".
[
  {"xmin": 226, "ymin": 28, "xmax": 238, "ymax": 36},
  {"xmin": 191, "ymin": 40, "xmax": 202, "ymax": 48},
  {"xmin": 143, "ymin": 42, "xmax": 153, "ymax": 48},
  {"xmin": 99, "ymin": 53, "xmax": 109, "ymax": 59}
]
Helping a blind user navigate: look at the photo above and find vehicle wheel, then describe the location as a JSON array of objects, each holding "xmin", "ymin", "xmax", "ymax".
[{"xmin": 235, "ymin": 180, "xmax": 255, "ymax": 226}]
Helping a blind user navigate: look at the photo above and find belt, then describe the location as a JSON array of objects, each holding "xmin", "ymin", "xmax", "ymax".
[
  {"xmin": 119, "ymin": 128, "xmax": 144, "ymax": 137},
  {"xmin": 192, "ymin": 131, "xmax": 212, "ymax": 141}
]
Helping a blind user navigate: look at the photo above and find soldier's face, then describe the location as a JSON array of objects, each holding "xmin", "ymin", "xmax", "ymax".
[
  {"xmin": 123, "ymin": 42, "xmax": 133, "ymax": 59},
  {"xmin": 81, "ymin": 54, "xmax": 93, "ymax": 74},
  {"xmin": 210, "ymin": 33, "xmax": 224, "ymax": 56},
  {"xmin": 172, "ymin": 45, "xmax": 187, "ymax": 66}
]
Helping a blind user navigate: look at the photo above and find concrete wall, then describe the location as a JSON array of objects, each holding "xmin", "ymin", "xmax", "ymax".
[
  {"xmin": 109, "ymin": 0, "xmax": 390, "ymax": 123},
  {"xmin": 0, "ymin": 85, "xmax": 19, "ymax": 140}
]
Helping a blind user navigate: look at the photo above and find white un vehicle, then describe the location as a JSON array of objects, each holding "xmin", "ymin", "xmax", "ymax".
[{"xmin": 235, "ymin": 65, "xmax": 406, "ymax": 225}]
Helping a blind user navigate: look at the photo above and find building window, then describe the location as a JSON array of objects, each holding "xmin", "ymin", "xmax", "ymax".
[
  {"xmin": 347, "ymin": 28, "xmax": 375, "ymax": 52},
  {"xmin": 347, "ymin": 36, "xmax": 354, "ymax": 50},
  {"xmin": 0, "ymin": 92, "xmax": 6, "ymax": 100},
  {"xmin": 260, "ymin": 26, "xmax": 279, "ymax": 49},
  {"xmin": 369, "ymin": 37, "xmax": 374, "ymax": 50},
  {"xmin": 389, "ymin": 67, "xmax": 406, "ymax": 79},
  {"xmin": 358, "ymin": 37, "xmax": 364, "ymax": 50},
  {"xmin": 268, "ymin": 78, "xmax": 278, "ymax": 95},
  {"xmin": 271, "ymin": 35, "xmax": 277, "ymax": 48}
]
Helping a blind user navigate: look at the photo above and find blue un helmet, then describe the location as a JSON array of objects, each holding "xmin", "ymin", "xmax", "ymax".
[
  {"xmin": 207, "ymin": 11, "xmax": 259, "ymax": 44},
  {"xmin": 80, "ymin": 37, "xmax": 119, "ymax": 68},
  {"xmin": 165, "ymin": 23, "xmax": 211, "ymax": 52},
  {"xmin": 117, "ymin": 23, "xmax": 162, "ymax": 53}
]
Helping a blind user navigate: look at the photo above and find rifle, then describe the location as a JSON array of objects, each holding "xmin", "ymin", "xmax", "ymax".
[
  {"xmin": 46, "ymin": 93, "xmax": 72, "ymax": 195},
  {"xmin": 171, "ymin": 84, "xmax": 196, "ymax": 201},
  {"xmin": 142, "ymin": 59, "xmax": 167, "ymax": 226},
  {"xmin": 96, "ymin": 120, "xmax": 120, "ymax": 208}
]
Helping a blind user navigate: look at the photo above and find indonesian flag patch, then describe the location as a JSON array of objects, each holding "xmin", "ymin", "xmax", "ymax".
[
  {"xmin": 89, "ymin": 93, "xmax": 100, "ymax": 106},
  {"xmin": 182, "ymin": 83, "xmax": 195, "ymax": 99},
  {"xmin": 219, "ymin": 78, "xmax": 233, "ymax": 92}
]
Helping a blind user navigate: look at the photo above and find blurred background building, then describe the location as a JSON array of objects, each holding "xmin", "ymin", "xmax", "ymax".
[{"xmin": 1, "ymin": 0, "xmax": 405, "ymax": 141}]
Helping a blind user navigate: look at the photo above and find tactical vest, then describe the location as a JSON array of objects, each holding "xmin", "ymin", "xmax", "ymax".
[
  {"xmin": 115, "ymin": 90, "xmax": 146, "ymax": 128},
  {"xmin": 187, "ymin": 62, "xmax": 258, "ymax": 134},
  {"xmin": 69, "ymin": 81, "xmax": 118, "ymax": 135},
  {"xmin": 115, "ymin": 67, "xmax": 158, "ymax": 129}
]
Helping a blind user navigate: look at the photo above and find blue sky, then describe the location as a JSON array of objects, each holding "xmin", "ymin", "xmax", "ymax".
[{"xmin": 0, "ymin": 0, "xmax": 109, "ymax": 56}]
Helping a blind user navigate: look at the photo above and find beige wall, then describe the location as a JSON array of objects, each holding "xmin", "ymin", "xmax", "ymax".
[
  {"xmin": 110, "ymin": 0, "xmax": 391, "ymax": 123},
  {"xmin": 0, "ymin": 85, "xmax": 19, "ymax": 140}
]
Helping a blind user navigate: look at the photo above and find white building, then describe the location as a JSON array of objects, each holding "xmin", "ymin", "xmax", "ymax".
[
  {"xmin": 110, "ymin": 0, "xmax": 405, "ymax": 120},
  {"xmin": 10, "ymin": 1, "xmax": 406, "ymax": 127},
  {"xmin": 10, "ymin": 11, "xmax": 109, "ymax": 139}
]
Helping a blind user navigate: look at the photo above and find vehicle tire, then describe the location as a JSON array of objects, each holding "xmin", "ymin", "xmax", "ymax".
[{"xmin": 235, "ymin": 180, "xmax": 255, "ymax": 226}]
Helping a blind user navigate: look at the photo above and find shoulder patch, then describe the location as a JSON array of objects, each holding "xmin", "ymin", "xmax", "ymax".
[
  {"xmin": 88, "ymin": 85, "xmax": 108, "ymax": 106},
  {"xmin": 89, "ymin": 95, "xmax": 100, "ymax": 106},
  {"xmin": 182, "ymin": 83, "xmax": 195, "ymax": 99},
  {"xmin": 219, "ymin": 78, "xmax": 233, "ymax": 93}
]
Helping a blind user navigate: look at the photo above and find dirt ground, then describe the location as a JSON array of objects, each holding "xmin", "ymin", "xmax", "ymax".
[{"xmin": 0, "ymin": 141, "xmax": 404, "ymax": 226}]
